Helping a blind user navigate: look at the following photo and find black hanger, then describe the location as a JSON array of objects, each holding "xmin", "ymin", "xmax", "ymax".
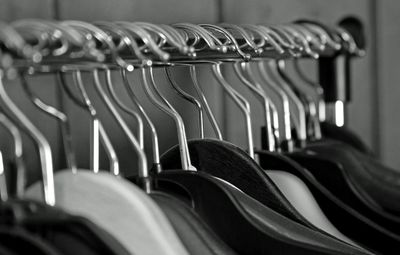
[
  {"xmin": 299, "ymin": 140, "xmax": 400, "ymax": 221},
  {"xmin": 133, "ymin": 53, "xmax": 369, "ymax": 253},
  {"xmin": 0, "ymin": 199, "xmax": 131, "ymax": 255},
  {"xmin": 255, "ymin": 144, "xmax": 400, "ymax": 254},
  {"xmin": 266, "ymin": 121, "xmax": 400, "ymax": 230},
  {"xmin": 288, "ymin": 20, "xmax": 400, "ymax": 222},
  {"xmin": 319, "ymin": 122, "xmax": 374, "ymax": 155},
  {"xmin": 251, "ymin": 20, "xmax": 400, "ymax": 254},
  {"xmin": 111, "ymin": 64, "xmax": 238, "ymax": 255},
  {"xmin": 127, "ymin": 175, "xmax": 239, "ymax": 255},
  {"xmin": 155, "ymin": 169, "xmax": 371, "ymax": 255},
  {"xmin": 0, "ymin": 225, "xmax": 62, "ymax": 255},
  {"xmin": 157, "ymin": 57, "xmax": 319, "ymax": 229},
  {"xmin": 161, "ymin": 138, "xmax": 318, "ymax": 228},
  {"xmin": 0, "ymin": 242, "xmax": 17, "ymax": 255}
]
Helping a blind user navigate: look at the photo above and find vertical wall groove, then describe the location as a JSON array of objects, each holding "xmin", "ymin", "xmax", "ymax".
[
  {"xmin": 369, "ymin": 0, "xmax": 381, "ymax": 157},
  {"xmin": 216, "ymin": 0, "xmax": 227, "ymax": 137}
]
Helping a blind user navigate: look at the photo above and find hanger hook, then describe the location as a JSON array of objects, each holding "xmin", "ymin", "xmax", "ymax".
[
  {"xmin": 165, "ymin": 66, "xmax": 204, "ymax": 138},
  {"xmin": 0, "ymin": 70, "xmax": 55, "ymax": 205}
]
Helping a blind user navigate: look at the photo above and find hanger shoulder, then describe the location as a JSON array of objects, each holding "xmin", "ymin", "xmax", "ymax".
[{"xmin": 24, "ymin": 170, "xmax": 189, "ymax": 255}]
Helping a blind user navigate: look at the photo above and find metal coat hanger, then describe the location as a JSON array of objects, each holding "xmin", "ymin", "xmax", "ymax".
[
  {"xmin": 134, "ymin": 22, "xmax": 191, "ymax": 55},
  {"xmin": 69, "ymin": 69, "xmax": 120, "ymax": 175},
  {"xmin": 91, "ymin": 22, "xmax": 145, "ymax": 150},
  {"xmin": 149, "ymin": 22, "xmax": 224, "ymax": 141},
  {"xmin": 0, "ymin": 24, "xmax": 55, "ymax": 206},
  {"xmin": 121, "ymin": 68, "xmax": 162, "ymax": 173},
  {"xmin": 99, "ymin": 21, "xmax": 184, "ymax": 173},
  {"xmin": 196, "ymin": 24, "xmax": 255, "ymax": 157},
  {"xmin": 0, "ymin": 149, "xmax": 7, "ymax": 201},
  {"xmin": 20, "ymin": 72, "xmax": 78, "ymax": 172},
  {"xmin": 244, "ymin": 24, "xmax": 299, "ymax": 150},
  {"xmin": 54, "ymin": 21, "xmax": 122, "ymax": 175},
  {"xmin": 223, "ymin": 24, "xmax": 280, "ymax": 152},
  {"xmin": 116, "ymin": 21, "xmax": 200, "ymax": 173},
  {"xmin": 151, "ymin": 24, "xmax": 369, "ymax": 254},
  {"xmin": 257, "ymin": 60, "xmax": 293, "ymax": 150},
  {"xmin": 116, "ymin": 22, "xmax": 170, "ymax": 62},
  {"xmin": 277, "ymin": 59, "xmax": 322, "ymax": 140},
  {"xmin": 117, "ymin": 24, "xmax": 196, "ymax": 171},
  {"xmin": 266, "ymin": 59, "xmax": 307, "ymax": 146},
  {"xmin": 93, "ymin": 67, "xmax": 147, "ymax": 178},
  {"xmin": 188, "ymin": 65, "xmax": 223, "ymax": 139},
  {"xmin": 173, "ymin": 23, "xmax": 227, "ymax": 53},
  {"xmin": 142, "ymin": 66, "xmax": 195, "ymax": 171},
  {"xmin": 143, "ymin": 26, "xmax": 206, "ymax": 141},
  {"xmin": 233, "ymin": 62, "xmax": 277, "ymax": 152},
  {"xmin": 292, "ymin": 22, "xmax": 341, "ymax": 124},
  {"xmin": 75, "ymin": 22, "xmax": 159, "ymax": 189},
  {"xmin": 253, "ymin": 27, "xmax": 307, "ymax": 145},
  {"xmin": 276, "ymin": 25, "xmax": 323, "ymax": 140},
  {"xmin": 171, "ymin": 23, "xmax": 225, "ymax": 139},
  {"xmin": 0, "ymin": 109, "xmax": 25, "ymax": 197},
  {"xmin": 165, "ymin": 67, "xmax": 204, "ymax": 138}
]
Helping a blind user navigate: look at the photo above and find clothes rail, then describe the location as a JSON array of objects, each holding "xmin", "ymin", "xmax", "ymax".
[{"xmin": 0, "ymin": 20, "xmax": 363, "ymax": 71}]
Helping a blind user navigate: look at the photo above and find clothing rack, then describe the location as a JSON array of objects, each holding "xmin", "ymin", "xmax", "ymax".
[
  {"xmin": 0, "ymin": 21, "xmax": 361, "ymax": 70},
  {"xmin": 3, "ymin": 17, "xmax": 400, "ymax": 255}
]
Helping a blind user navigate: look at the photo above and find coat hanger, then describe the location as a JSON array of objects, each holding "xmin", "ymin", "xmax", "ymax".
[
  {"xmin": 0, "ymin": 22, "xmax": 137, "ymax": 255},
  {"xmin": 276, "ymin": 59, "xmax": 320, "ymax": 141},
  {"xmin": 232, "ymin": 62, "xmax": 277, "ymax": 152},
  {"xmin": 120, "ymin": 68, "xmax": 162, "ymax": 173},
  {"xmin": 172, "ymin": 23, "xmax": 225, "ymax": 139},
  {"xmin": 265, "ymin": 58, "xmax": 308, "ymax": 147},
  {"xmin": 159, "ymin": 24, "xmax": 339, "ymax": 230},
  {"xmin": 209, "ymin": 26, "xmax": 364, "ymax": 246},
  {"xmin": 20, "ymin": 72, "xmax": 78, "ymax": 173},
  {"xmin": 91, "ymin": 22, "xmax": 146, "ymax": 150},
  {"xmin": 143, "ymin": 35, "xmax": 360, "ymax": 255},
  {"xmin": 254, "ymin": 22, "xmax": 400, "ymax": 254},
  {"xmin": 32, "ymin": 21, "xmax": 119, "ymax": 174},
  {"xmin": 284, "ymin": 32, "xmax": 400, "ymax": 227},
  {"xmin": 24, "ymin": 21, "xmax": 192, "ymax": 255},
  {"xmin": 0, "ymin": 25, "xmax": 55, "ymax": 206},
  {"xmin": 0, "ymin": 149, "xmax": 7, "ymax": 201},
  {"xmin": 294, "ymin": 21, "xmax": 373, "ymax": 152},
  {"xmin": 0, "ymin": 109, "xmax": 25, "ymax": 198},
  {"xmin": 246, "ymin": 25, "xmax": 297, "ymax": 151},
  {"xmin": 274, "ymin": 25, "xmax": 322, "ymax": 141},
  {"xmin": 66, "ymin": 69, "xmax": 120, "ymax": 174},
  {"xmin": 111, "ymin": 28, "xmax": 239, "ymax": 255},
  {"xmin": 159, "ymin": 24, "xmax": 314, "ymax": 225},
  {"xmin": 223, "ymin": 25, "xmax": 280, "ymax": 151},
  {"xmin": 154, "ymin": 23, "xmax": 371, "ymax": 255},
  {"xmin": 285, "ymin": 22, "xmax": 400, "ymax": 219},
  {"xmin": 165, "ymin": 66, "xmax": 205, "ymax": 138}
]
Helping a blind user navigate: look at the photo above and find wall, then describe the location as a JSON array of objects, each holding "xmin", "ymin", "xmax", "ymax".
[{"xmin": 377, "ymin": 0, "xmax": 400, "ymax": 168}]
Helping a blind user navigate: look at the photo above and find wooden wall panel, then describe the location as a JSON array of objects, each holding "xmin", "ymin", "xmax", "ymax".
[
  {"xmin": 0, "ymin": 0, "xmax": 54, "ymax": 21},
  {"xmin": 377, "ymin": 0, "xmax": 400, "ymax": 168},
  {"xmin": 57, "ymin": 0, "xmax": 218, "ymax": 23}
]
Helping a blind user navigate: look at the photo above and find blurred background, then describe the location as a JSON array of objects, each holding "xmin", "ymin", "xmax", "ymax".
[{"xmin": 0, "ymin": 0, "xmax": 399, "ymax": 183}]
